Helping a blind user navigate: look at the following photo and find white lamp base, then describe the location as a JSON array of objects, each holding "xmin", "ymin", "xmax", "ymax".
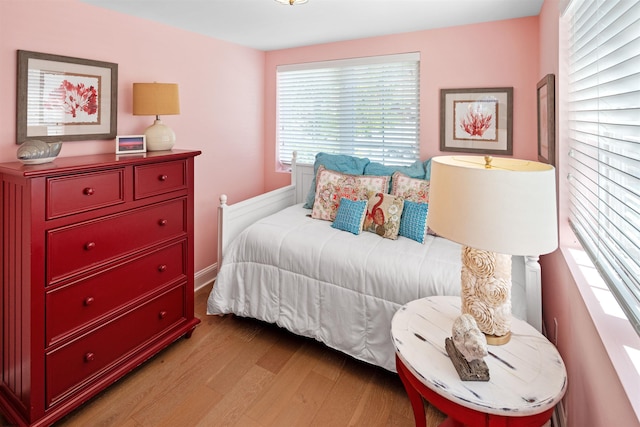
[
  {"xmin": 460, "ymin": 247, "xmax": 512, "ymax": 345},
  {"xmin": 144, "ymin": 118, "xmax": 175, "ymax": 151}
]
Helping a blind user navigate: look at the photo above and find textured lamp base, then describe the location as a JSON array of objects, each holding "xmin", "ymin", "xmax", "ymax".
[
  {"xmin": 144, "ymin": 118, "xmax": 175, "ymax": 151},
  {"xmin": 460, "ymin": 247, "xmax": 512, "ymax": 345}
]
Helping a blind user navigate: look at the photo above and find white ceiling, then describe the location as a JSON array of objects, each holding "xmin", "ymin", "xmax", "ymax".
[{"xmin": 79, "ymin": 0, "xmax": 544, "ymax": 51}]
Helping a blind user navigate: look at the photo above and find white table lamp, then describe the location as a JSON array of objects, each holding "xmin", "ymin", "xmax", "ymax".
[
  {"xmin": 428, "ymin": 155, "xmax": 558, "ymax": 344},
  {"xmin": 133, "ymin": 83, "xmax": 180, "ymax": 151}
]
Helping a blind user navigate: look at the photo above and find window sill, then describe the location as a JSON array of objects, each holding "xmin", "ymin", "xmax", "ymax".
[{"xmin": 560, "ymin": 243, "xmax": 640, "ymax": 421}]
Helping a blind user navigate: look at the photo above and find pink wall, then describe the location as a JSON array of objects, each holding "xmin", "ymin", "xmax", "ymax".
[
  {"xmin": 0, "ymin": 0, "xmax": 266, "ymax": 273},
  {"xmin": 264, "ymin": 17, "xmax": 540, "ymax": 190},
  {"xmin": 538, "ymin": 1, "xmax": 639, "ymax": 426},
  {"xmin": 0, "ymin": 2, "xmax": 541, "ymax": 276},
  {"xmin": 3, "ymin": 2, "xmax": 637, "ymax": 424}
]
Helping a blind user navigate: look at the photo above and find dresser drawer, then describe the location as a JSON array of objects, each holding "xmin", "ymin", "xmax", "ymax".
[
  {"xmin": 46, "ymin": 241, "xmax": 186, "ymax": 346},
  {"xmin": 45, "ymin": 284, "xmax": 186, "ymax": 406},
  {"xmin": 47, "ymin": 198, "xmax": 186, "ymax": 284},
  {"xmin": 47, "ymin": 169, "xmax": 125, "ymax": 219},
  {"xmin": 134, "ymin": 160, "xmax": 186, "ymax": 199}
]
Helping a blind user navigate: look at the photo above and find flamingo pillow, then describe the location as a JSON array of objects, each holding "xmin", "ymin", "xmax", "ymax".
[{"xmin": 363, "ymin": 193, "xmax": 405, "ymax": 240}]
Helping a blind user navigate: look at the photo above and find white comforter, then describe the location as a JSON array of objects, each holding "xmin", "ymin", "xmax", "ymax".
[{"xmin": 207, "ymin": 203, "xmax": 462, "ymax": 372}]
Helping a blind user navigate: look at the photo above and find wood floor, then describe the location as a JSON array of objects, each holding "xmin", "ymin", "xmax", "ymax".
[{"xmin": 3, "ymin": 285, "xmax": 446, "ymax": 427}]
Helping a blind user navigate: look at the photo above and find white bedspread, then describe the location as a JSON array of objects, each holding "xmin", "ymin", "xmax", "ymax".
[{"xmin": 207, "ymin": 203, "xmax": 463, "ymax": 372}]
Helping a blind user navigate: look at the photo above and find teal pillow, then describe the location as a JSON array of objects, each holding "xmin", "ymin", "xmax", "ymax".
[
  {"xmin": 303, "ymin": 153, "xmax": 370, "ymax": 208},
  {"xmin": 399, "ymin": 200, "xmax": 429, "ymax": 243},
  {"xmin": 364, "ymin": 160, "xmax": 425, "ymax": 192},
  {"xmin": 424, "ymin": 158, "xmax": 432, "ymax": 181},
  {"xmin": 364, "ymin": 160, "xmax": 425, "ymax": 179},
  {"xmin": 331, "ymin": 198, "xmax": 368, "ymax": 235}
]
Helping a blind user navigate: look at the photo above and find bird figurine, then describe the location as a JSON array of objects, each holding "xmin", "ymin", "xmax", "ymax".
[
  {"xmin": 17, "ymin": 140, "xmax": 62, "ymax": 164},
  {"xmin": 452, "ymin": 313, "xmax": 488, "ymax": 362}
]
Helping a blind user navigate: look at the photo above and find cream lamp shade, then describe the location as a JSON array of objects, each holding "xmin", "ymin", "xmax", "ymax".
[
  {"xmin": 133, "ymin": 83, "xmax": 180, "ymax": 151},
  {"xmin": 428, "ymin": 155, "xmax": 558, "ymax": 344}
]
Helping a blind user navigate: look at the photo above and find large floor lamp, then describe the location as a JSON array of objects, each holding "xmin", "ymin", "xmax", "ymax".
[{"xmin": 428, "ymin": 155, "xmax": 558, "ymax": 345}]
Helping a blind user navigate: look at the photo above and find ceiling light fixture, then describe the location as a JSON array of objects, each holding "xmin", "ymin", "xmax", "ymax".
[{"xmin": 275, "ymin": 0, "xmax": 308, "ymax": 5}]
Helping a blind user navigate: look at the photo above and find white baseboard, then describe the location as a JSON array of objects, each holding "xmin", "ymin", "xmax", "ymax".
[
  {"xmin": 552, "ymin": 400, "xmax": 567, "ymax": 427},
  {"xmin": 195, "ymin": 263, "xmax": 217, "ymax": 292}
]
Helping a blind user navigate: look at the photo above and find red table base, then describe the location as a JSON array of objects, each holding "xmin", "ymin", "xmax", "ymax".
[{"xmin": 396, "ymin": 354, "xmax": 554, "ymax": 427}]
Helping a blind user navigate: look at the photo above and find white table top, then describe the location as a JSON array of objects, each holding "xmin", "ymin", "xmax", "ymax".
[{"xmin": 392, "ymin": 296, "xmax": 567, "ymax": 417}]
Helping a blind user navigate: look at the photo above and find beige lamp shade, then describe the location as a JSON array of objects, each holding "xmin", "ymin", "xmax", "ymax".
[
  {"xmin": 133, "ymin": 83, "xmax": 180, "ymax": 116},
  {"xmin": 428, "ymin": 156, "xmax": 558, "ymax": 257}
]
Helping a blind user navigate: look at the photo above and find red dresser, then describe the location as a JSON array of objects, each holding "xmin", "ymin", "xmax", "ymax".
[{"xmin": 0, "ymin": 150, "xmax": 201, "ymax": 426}]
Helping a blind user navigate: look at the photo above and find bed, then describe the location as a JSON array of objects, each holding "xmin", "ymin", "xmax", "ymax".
[{"xmin": 207, "ymin": 154, "xmax": 543, "ymax": 372}]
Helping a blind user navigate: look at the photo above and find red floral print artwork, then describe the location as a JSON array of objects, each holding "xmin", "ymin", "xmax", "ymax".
[
  {"xmin": 459, "ymin": 109, "xmax": 493, "ymax": 137},
  {"xmin": 55, "ymin": 80, "xmax": 98, "ymax": 118}
]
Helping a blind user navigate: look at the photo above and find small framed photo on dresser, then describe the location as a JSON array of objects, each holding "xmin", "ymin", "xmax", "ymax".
[{"xmin": 115, "ymin": 135, "xmax": 146, "ymax": 154}]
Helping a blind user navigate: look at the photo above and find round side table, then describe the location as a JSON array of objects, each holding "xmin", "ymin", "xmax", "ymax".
[{"xmin": 392, "ymin": 296, "xmax": 567, "ymax": 427}]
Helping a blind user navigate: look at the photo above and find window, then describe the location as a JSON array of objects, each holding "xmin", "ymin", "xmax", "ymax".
[
  {"xmin": 277, "ymin": 53, "xmax": 420, "ymax": 166},
  {"xmin": 565, "ymin": 0, "xmax": 640, "ymax": 335}
]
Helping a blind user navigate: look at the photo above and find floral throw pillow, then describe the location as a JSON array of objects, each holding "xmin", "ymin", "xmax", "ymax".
[
  {"xmin": 391, "ymin": 171, "xmax": 430, "ymax": 203},
  {"xmin": 364, "ymin": 193, "xmax": 404, "ymax": 239},
  {"xmin": 312, "ymin": 166, "xmax": 390, "ymax": 221}
]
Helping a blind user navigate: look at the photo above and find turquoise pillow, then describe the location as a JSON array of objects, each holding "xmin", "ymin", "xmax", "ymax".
[
  {"xmin": 303, "ymin": 153, "xmax": 370, "ymax": 208},
  {"xmin": 331, "ymin": 198, "xmax": 368, "ymax": 235},
  {"xmin": 399, "ymin": 200, "xmax": 429, "ymax": 243},
  {"xmin": 364, "ymin": 160, "xmax": 425, "ymax": 192},
  {"xmin": 424, "ymin": 158, "xmax": 432, "ymax": 181},
  {"xmin": 364, "ymin": 160, "xmax": 425, "ymax": 179}
]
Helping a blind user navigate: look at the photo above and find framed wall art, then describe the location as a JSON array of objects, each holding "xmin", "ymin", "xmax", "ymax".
[
  {"xmin": 16, "ymin": 50, "xmax": 118, "ymax": 144},
  {"xmin": 115, "ymin": 135, "xmax": 146, "ymax": 154},
  {"xmin": 537, "ymin": 74, "xmax": 555, "ymax": 165},
  {"xmin": 440, "ymin": 87, "xmax": 513, "ymax": 155}
]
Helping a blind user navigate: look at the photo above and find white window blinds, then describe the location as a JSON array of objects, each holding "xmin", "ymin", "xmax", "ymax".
[
  {"xmin": 565, "ymin": 0, "xmax": 640, "ymax": 334},
  {"xmin": 277, "ymin": 53, "xmax": 420, "ymax": 165}
]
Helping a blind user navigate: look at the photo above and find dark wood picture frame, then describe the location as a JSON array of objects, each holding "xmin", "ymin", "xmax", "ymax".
[
  {"xmin": 537, "ymin": 74, "xmax": 555, "ymax": 165},
  {"xmin": 440, "ymin": 87, "xmax": 513, "ymax": 155},
  {"xmin": 16, "ymin": 50, "xmax": 118, "ymax": 144}
]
